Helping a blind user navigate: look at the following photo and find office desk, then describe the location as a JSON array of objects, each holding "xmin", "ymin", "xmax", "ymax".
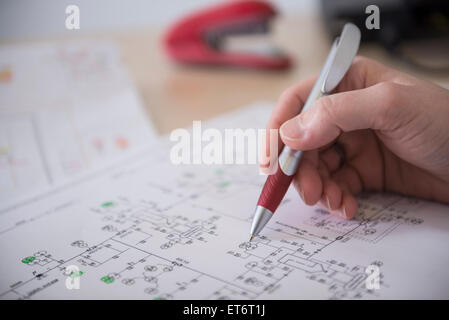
[
  {"xmin": 5, "ymin": 15, "xmax": 449, "ymax": 134},
  {"xmin": 116, "ymin": 15, "xmax": 449, "ymax": 134}
]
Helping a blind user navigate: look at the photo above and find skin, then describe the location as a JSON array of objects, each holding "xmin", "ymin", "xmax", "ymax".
[{"xmin": 261, "ymin": 56, "xmax": 449, "ymax": 219}]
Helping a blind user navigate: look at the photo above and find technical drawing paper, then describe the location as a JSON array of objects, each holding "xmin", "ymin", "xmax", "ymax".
[
  {"xmin": 0, "ymin": 42, "xmax": 157, "ymax": 204},
  {"xmin": 0, "ymin": 104, "xmax": 449, "ymax": 299}
]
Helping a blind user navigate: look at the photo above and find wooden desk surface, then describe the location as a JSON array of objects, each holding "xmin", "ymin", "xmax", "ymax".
[
  {"xmin": 4, "ymin": 15, "xmax": 449, "ymax": 134},
  {"xmin": 117, "ymin": 15, "xmax": 328, "ymax": 134}
]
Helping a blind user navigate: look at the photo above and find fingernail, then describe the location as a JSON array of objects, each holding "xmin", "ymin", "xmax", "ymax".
[
  {"xmin": 258, "ymin": 166, "xmax": 268, "ymax": 175},
  {"xmin": 280, "ymin": 117, "xmax": 303, "ymax": 141},
  {"xmin": 298, "ymin": 185, "xmax": 306, "ymax": 203},
  {"xmin": 326, "ymin": 196, "xmax": 331, "ymax": 211},
  {"xmin": 340, "ymin": 206, "xmax": 348, "ymax": 219},
  {"xmin": 258, "ymin": 160, "xmax": 269, "ymax": 173},
  {"xmin": 317, "ymin": 200, "xmax": 328, "ymax": 211},
  {"xmin": 259, "ymin": 160, "xmax": 270, "ymax": 168}
]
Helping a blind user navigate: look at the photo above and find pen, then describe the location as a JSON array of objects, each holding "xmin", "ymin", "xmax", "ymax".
[{"xmin": 249, "ymin": 23, "xmax": 361, "ymax": 241}]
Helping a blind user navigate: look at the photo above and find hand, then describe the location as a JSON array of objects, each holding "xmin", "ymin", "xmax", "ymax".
[{"xmin": 262, "ymin": 56, "xmax": 449, "ymax": 219}]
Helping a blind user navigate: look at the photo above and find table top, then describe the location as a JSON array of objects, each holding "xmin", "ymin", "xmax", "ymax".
[{"xmin": 4, "ymin": 14, "xmax": 449, "ymax": 134}]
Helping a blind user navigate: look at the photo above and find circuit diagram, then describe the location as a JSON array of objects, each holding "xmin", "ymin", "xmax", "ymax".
[{"xmin": 1, "ymin": 152, "xmax": 441, "ymax": 300}]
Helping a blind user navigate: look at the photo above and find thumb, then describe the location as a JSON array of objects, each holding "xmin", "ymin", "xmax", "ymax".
[{"xmin": 279, "ymin": 81, "xmax": 407, "ymax": 150}]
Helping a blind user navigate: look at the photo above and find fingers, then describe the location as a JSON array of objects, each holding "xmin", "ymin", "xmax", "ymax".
[
  {"xmin": 279, "ymin": 81, "xmax": 409, "ymax": 151},
  {"xmin": 292, "ymin": 150, "xmax": 322, "ymax": 206},
  {"xmin": 265, "ymin": 56, "xmax": 404, "ymax": 217},
  {"xmin": 293, "ymin": 150, "xmax": 360, "ymax": 219},
  {"xmin": 340, "ymin": 190, "xmax": 358, "ymax": 219},
  {"xmin": 259, "ymin": 77, "xmax": 316, "ymax": 173},
  {"xmin": 320, "ymin": 178, "xmax": 342, "ymax": 210},
  {"xmin": 261, "ymin": 56, "xmax": 400, "ymax": 170},
  {"xmin": 319, "ymin": 146, "xmax": 344, "ymax": 172},
  {"xmin": 335, "ymin": 56, "xmax": 397, "ymax": 93}
]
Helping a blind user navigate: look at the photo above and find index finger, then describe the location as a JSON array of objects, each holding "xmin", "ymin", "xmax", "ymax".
[
  {"xmin": 334, "ymin": 56, "xmax": 399, "ymax": 93},
  {"xmin": 261, "ymin": 56, "xmax": 396, "ymax": 169},
  {"xmin": 260, "ymin": 76, "xmax": 316, "ymax": 169}
]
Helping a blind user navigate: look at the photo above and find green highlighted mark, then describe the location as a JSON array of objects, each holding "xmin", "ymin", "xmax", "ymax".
[
  {"xmin": 218, "ymin": 182, "xmax": 230, "ymax": 189},
  {"xmin": 101, "ymin": 201, "xmax": 115, "ymax": 208},
  {"xmin": 101, "ymin": 276, "xmax": 115, "ymax": 284},
  {"xmin": 153, "ymin": 297, "xmax": 165, "ymax": 300},
  {"xmin": 21, "ymin": 256, "xmax": 36, "ymax": 264},
  {"xmin": 70, "ymin": 270, "xmax": 84, "ymax": 278}
]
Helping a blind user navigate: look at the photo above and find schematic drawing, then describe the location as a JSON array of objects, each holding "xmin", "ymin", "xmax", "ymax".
[{"xmin": 1, "ymin": 152, "xmax": 441, "ymax": 300}]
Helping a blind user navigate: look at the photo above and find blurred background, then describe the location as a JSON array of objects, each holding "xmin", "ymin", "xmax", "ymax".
[
  {"xmin": 0, "ymin": 0, "xmax": 448, "ymax": 203},
  {"xmin": 0, "ymin": 0, "xmax": 317, "ymax": 41},
  {"xmin": 1, "ymin": 0, "xmax": 448, "ymax": 132}
]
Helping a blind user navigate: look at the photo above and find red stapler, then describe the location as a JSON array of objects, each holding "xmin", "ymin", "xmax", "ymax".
[{"xmin": 163, "ymin": 0, "xmax": 291, "ymax": 70}]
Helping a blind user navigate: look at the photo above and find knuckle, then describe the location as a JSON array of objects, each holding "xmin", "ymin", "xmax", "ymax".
[
  {"xmin": 350, "ymin": 56, "xmax": 372, "ymax": 74},
  {"xmin": 270, "ymin": 114, "xmax": 284, "ymax": 129},
  {"xmin": 352, "ymin": 55, "xmax": 377, "ymax": 67},
  {"xmin": 352, "ymin": 55, "xmax": 369, "ymax": 67},
  {"xmin": 278, "ymin": 86, "xmax": 297, "ymax": 103},
  {"xmin": 317, "ymin": 96, "xmax": 336, "ymax": 121},
  {"xmin": 377, "ymin": 81, "xmax": 402, "ymax": 121}
]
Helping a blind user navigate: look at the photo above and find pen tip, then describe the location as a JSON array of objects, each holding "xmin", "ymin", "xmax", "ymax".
[{"xmin": 249, "ymin": 235, "xmax": 254, "ymax": 242}]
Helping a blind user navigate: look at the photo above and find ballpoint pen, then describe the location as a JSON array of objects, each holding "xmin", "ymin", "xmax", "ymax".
[{"xmin": 249, "ymin": 23, "xmax": 361, "ymax": 241}]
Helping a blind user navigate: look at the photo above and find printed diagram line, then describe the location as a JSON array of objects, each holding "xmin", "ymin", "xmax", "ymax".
[{"xmin": 0, "ymin": 162, "xmax": 429, "ymax": 299}]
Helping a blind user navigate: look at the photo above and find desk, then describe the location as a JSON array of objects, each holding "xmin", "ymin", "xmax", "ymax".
[{"xmin": 4, "ymin": 14, "xmax": 449, "ymax": 134}]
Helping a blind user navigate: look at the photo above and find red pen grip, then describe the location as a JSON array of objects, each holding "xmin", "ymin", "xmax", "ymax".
[{"xmin": 257, "ymin": 163, "xmax": 294, "ymax": 213}]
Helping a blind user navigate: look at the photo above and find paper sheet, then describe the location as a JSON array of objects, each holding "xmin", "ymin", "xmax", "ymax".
[
  {"xmin": 1, "ymin": 103, "xmax": 449, "ymax": 300},
  {"xmin": 0, "ymin": 42, "xmax": 157, "ymax": 205}
]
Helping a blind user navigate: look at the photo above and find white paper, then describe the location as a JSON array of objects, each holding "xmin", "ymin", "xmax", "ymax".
[
  {"xmin": 0, "ymin": 103, "xmax": 448, "ymax": 300},
  {"xmin": 0, "ymin": 42, "xmax": 157, "ymax": 205}
]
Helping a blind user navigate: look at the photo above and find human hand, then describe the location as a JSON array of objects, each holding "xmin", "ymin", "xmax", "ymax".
[{"xmin": 262, "ymin": 56, "xmax": 449, "ymax": 219}]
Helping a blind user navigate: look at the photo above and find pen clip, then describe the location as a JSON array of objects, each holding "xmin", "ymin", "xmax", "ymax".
[{"xmin": 321, "ymin": 23, "xmax": 361, "ymax": 94}]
